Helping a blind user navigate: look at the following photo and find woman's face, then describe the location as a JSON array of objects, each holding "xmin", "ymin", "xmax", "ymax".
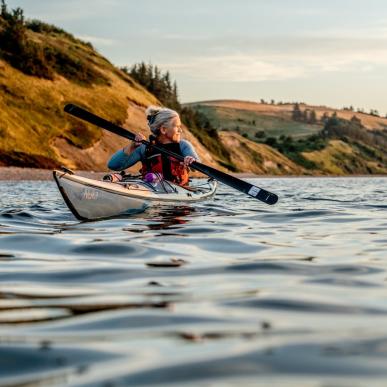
[{"xmin": 159, "ymin": 116, "xmax": 182, "ymax": 143}]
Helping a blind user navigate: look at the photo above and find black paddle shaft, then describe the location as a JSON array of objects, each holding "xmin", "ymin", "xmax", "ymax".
[{"xmin": 64, "ymin": 104, "xmax": 278, "ymax": 205}]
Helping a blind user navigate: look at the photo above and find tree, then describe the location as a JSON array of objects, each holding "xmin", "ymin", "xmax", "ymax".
[
  {"xmin": 292, "ymin": 103, "xmax": 303, "ymax": 121},
  {"xmin": 126, "ymin": 62, "xmax": 180, "ymax": 110},
  {"xmin": 1, "ymin": 0, "xmax": 7, "ymax": 17},
  {"xmin": 0, "ymin": 1, "xmax": 54, "ymax": 79},
  {"xmin": 309, "ymin": 110, "xmax": 317, "ymax": 124},
  {"xmin": 265, "ymin": 137, "xmax": 277, "ymax": 147},
  {"xmin": 321, "ymin": 112, "xmax": 329, "ymax": 123},
  {"xmin": 255, "ymin": 130, "xmax": 265, "ymax": 139}
]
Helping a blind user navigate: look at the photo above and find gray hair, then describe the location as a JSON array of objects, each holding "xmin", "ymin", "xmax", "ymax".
[{"xmin": 146, "ymin": 106, "xmax": 179, "ymax": 135}]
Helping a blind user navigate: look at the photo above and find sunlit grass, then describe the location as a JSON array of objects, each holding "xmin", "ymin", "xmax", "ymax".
[{"xmin": 0, "ymin": 31, "xmax": 158, "ymax": 167}]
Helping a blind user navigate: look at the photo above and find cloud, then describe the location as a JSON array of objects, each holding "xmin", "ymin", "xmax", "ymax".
[
  {"xmin": 161, "ymin": 38, "xmax": 387, "ymax": 83},
  {"xmin": 164, "ymin": 55, "xmax": 305, "ymax": 82}
]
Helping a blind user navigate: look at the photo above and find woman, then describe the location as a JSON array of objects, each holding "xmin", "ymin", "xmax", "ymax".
[{"xmin": 107, "ymin": 106, "xmax": 199, "ymax": 186}]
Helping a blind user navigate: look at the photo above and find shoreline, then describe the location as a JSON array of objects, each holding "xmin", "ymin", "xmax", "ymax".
[
  {"xmin": 0, "ymin": 167, "xmax": 386, "ymax": 181},
  {"xmin": 0, "ymin": 167, "xmax": 106, "ymax": 181}
]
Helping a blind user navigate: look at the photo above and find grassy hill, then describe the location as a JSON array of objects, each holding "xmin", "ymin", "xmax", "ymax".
[
  {"xmin": 302, "ymin": 140, "xmax": 387, "ymax": 175},
  {"xmin": 187, "ymin": 100, "xmax": 387, "ymax": 175},
  {"xmin": 189, "ymin": 101, "xmax": 322, "ymax": 139},
  {"xmin": 187, "ymin": 100, "xmax": 387, "ymax": 139},
  {"xmin": 0, "ymin": 5, "xmax": 159, "ymax": 169},
  {"xmin": 0, "ymin": 4, "xmax": 225, "ymax": 171}
]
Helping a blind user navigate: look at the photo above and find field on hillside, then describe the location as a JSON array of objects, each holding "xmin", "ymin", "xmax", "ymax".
[
  {"xmin": 192, "ymin": 104, "xmax": 322, "ymax": 139},
  {"xmin": 188, "ymin": 100, "xmax": 387, "ymax": 140}
]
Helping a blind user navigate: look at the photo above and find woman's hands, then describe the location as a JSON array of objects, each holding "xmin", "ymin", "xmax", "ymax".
[
  {"xmin": 183, "ymin": 156, "xmax": 196, "ymax": 166},
  {"xmin": 123, "ymin": 133, "xmax": 145, "ymax": 155},
  {"xmin": 134, "ymin": 133, "xmax": 146, "ymax": 145},
  {"xmin": 122, "ymin": 134, "xmax": 196, "ymax": 168}
]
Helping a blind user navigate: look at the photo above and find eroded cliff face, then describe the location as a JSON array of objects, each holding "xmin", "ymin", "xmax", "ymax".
[{"xmin": 219, "ymin": 131, "xmax": 303, "ymax": 175}]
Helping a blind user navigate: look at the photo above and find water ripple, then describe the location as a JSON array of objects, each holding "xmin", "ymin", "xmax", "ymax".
[{"xmin": 0, "ymin": 177, "xmax": 387, "ymax": 385}]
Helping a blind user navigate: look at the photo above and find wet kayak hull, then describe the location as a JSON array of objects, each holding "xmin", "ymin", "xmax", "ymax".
[{"xmin": 53, "ymin": 170, "xmax": 217, "ymax": 220}]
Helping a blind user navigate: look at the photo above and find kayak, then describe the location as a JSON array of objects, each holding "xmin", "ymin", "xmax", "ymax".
[{"xmin": 53, "ymin": 170, "xmax": 217, "ymax": 221}]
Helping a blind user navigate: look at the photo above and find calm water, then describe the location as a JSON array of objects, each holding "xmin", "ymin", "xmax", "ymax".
[{"xmin": 0, "ymin": 177, "xmax": 386, "ymax": 386}]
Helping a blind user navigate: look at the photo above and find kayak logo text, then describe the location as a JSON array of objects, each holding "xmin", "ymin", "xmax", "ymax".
[{"xmin": 82, "ymin": 189, "xmax": 99, "ymax": 200}]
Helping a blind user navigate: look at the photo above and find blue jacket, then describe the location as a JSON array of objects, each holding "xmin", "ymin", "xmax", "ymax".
[{"xmin": 108, "ymin": 140, "xmax": 200, "ymax": 171}]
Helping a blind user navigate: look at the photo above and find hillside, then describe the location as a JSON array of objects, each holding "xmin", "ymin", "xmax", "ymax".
[
  {"xmin": 188, "ymin": 100, "xmax": 387, "ymax": 137},
  {"xmin": 187, "ymin": 100, "xmax": 387, "ymax": 175},
  {"xmin": 189, "ymin": 100, "xmax": 322, "ymax": 139},
  {"xmin": 219, "ymin": 131, "xmax": 303, "ymax": 175},
  {"xmin": 0, "ymin": 6, "xmax": 219, "ymax": 172}
]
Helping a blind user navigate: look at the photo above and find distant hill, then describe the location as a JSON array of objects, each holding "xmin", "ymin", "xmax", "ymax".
[
  {"xmin": 187, "ymin": 100, "xmax": 387, "ymax": 137},
  {"xmin": 187, "ymin": 100, "xmax": 387, "ymax": 175},
  {"xmin": 188, "ymin": 100, "xmax": 322, "ymax": 139}
]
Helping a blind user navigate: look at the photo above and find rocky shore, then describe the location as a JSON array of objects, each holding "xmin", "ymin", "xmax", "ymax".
[{"xmin": 0, "ymin": 167, "xmax": 106, "ymax": 181}]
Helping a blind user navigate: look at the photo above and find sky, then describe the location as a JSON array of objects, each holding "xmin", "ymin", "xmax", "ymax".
[{"xmin": 6, "ymin": 0, "xmax": 387, "ymax": 115}]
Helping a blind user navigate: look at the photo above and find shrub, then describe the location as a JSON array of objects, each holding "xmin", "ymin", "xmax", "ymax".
[{"xmin": 255, "ymin": 130, "xmax": 265, "ymax": 139}]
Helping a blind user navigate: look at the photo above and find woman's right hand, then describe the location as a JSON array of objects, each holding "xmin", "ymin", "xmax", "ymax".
[
  {"xmin": 123, "ymin": 133, "xmax": 145, "ymax": 154},
  {"xmin": 134, "ymin": 133, "xmax": 146, "ymax": 146}
]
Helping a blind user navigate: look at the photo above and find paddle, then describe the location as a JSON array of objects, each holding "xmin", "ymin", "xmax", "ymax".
[{"xmin": 64, "ymin": 104, "xmax": 278, "ymax": 205}]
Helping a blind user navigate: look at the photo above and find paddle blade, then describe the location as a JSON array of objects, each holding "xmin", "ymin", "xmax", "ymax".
[{"xmin": 191, "ymin": 162, "xmax": 278, "ymax": 205}]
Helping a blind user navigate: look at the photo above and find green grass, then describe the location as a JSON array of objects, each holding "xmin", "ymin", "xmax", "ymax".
[{"xmin": 192, "ymin": 105, "xmax": 323, "ymax": 139}]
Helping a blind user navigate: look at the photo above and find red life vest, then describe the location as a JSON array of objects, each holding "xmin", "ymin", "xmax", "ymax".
[{"xmin": 141, "ymin": 142, "xmax": 190, "ymax": 186}]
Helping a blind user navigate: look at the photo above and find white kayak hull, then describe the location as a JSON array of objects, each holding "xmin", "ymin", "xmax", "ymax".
[{"xmin": 53, "ymin": 170, "xmax": 217, "ymax": 220}]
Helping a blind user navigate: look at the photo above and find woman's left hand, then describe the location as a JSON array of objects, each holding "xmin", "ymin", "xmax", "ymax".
[{"xmin": 183, "ymin": 156, "xmax": 196, "ymax": 166}]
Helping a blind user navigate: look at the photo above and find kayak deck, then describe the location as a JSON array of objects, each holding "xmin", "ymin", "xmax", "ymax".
[{"xmin": 53, "ymin": 170, "xmax": 217, "ymax": 221}]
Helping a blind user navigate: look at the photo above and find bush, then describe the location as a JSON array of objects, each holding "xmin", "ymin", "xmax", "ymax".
[
  {"xmin": 27, "ymin": 19, "xmax": 71, "ymax": 37},
  {"xmin": 265, "ymin": 137, "xmax": 277, "ymax": 147},
  {"xmin": 44, "ymin": 45, "xmax": 108, "ymax": 85},
  {"xmin": 264, "ymin": 133, "xmax": 327, "ymax": 170},
  {"xmin": 0, "ymin": 3, "xmax": 51, "ymax": 78}
]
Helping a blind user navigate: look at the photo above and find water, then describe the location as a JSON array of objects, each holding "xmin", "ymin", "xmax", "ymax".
[{"xmin": 0, "ymin": 177, "xmax": 386, "ymax": 386}]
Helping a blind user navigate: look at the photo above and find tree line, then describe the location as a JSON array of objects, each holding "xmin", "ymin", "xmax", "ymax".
[
  {"xmin": 260, "ymin": 98, "xmax": 385, "ymax": 119},
  {"xmin": 122, "ymin": 63, "xmax": 180, "ymax": 112}
]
